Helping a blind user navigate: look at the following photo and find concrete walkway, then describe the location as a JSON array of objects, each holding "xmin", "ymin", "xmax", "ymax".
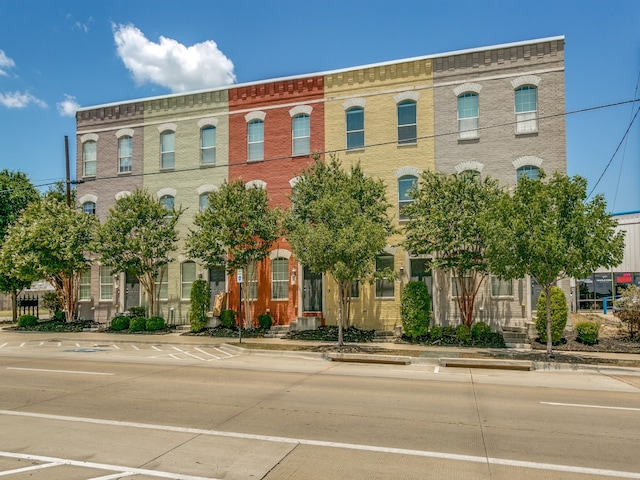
[{"xmin": 2, "ymin": 326, "xmax": 639, "ymax": 371}]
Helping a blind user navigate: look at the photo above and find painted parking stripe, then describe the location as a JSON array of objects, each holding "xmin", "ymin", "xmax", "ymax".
[
  {"xmin": 6, "ymin": 367, "xmax": 114, "ymax": 376},
  {"xmin": 0, "ymin": 451, "xmax": 219, "ymax": 480},
  {"xmin": 0, "ymin": 343, "xmax": 7, "ymax": 349},
  {"xmin": 542, "ymin": 401, "xmax": 640, "ymax": 412},
  {"xmin": 0, "ymin": 461, "xmax": 60, "ymax": 476},
  {"xmin": 172, "ymin": 346, "xmax": 206, "ymax": 361},
  {"xmin": 195, "ymin": 347, "xmax": 220, "ymax": 360},
  {"xmin": 1, "ymin": 410, "xmax": 639, "ymax": 478}
]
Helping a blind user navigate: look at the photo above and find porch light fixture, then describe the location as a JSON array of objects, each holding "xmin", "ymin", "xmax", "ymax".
[{"xmin": 291, "ymin": 268, "xmax": 297, "ymax": 286}]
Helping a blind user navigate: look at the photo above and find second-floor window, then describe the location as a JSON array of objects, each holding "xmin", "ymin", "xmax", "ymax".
[
  {"xmin": 457, "ymin": 93, "xmax": 479, "ymax": 139},
  {"xmin": 201, "ymin": 126, "xmax": 216, "ymax": 165},
  {"xmin": 160, "ymin": 131, "xmax": 175, "ymax": 169},
  {"xmin": 346, "ymin": 107, "xmax": 364, "ymax": 150},
  {"xmin": 515, "ymin": 85, "xmax": 538, "ymax": 134},
  {"xmin": 397, "ymin": 100, "xmax": 417, "ymax": 144},
  {"xmin": 118, "ymin": 136, "xmax": 132, "ymax": 173},
  {"xmin": 83, "ymin": 141, "xmax": 96, "ymax": 177},
  {"xmin": 248, "ymin": 120, "xmax": 264, "ymax": 161},
  {"xmin": 292, "ymin": 114, "xmax": 310, "ymax": 156}
]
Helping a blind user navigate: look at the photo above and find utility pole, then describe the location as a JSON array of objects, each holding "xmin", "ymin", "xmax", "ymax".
[{"xmin": 64, "ymin": 135, "xmax": 71, "ymax": 208}]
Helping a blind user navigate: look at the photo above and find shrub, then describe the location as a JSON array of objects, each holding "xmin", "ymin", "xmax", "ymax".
[
  {"xmin": 146, "ymin": 316, "xmax": 165, "ymax": 332},
  {"xmin": 220, "ymin": 309, "xmax": 236, "ymax": 328},
  {"xmin": 129, "ymin": 317, "xmax": 146, "ymax": 332},
  {"xmin": 128, "ymin": 306, "xmax": 147, "ymax": 318},
  {"xmin": 17, "ymin": 315, "xmax": 38, "ymax": 328},
  {"xmin": 471, "ymin": 321, "xmax": 492, "ymax": 341},
  {"xmin": 189, "ymin": 279, "xmax": 210, "ymax": 333},
  {"xmin": 42, "ymin": 292, "xmax": 62, "ymax": 318},
  {"xmin": 110, "ymin": 315, "xmax": 130, "ymax": 331},
  {"xmin": 401, "ymin": 281, "xmax": 431, "ymax": 340},
  {"xmin": 614, "ymin": 284, "xmax": 640, "ymax": 338},
  {"xmin": 258, "ymin": 313, "xmax": 273, "ymax": 328},
  {"xmin": 429, "ymin": 325, "xmax": 443, "ymax": 341},
  {"xmin": 456, "ymin": 324, "xmax": 472, "ymax": 344},
  {"xmin": 536, "ymin": 286, "xmax": 568, "ymax": 345},
  {"xmin": 575, "ymin": 321, "xmax": 599, "ymax": 345}
]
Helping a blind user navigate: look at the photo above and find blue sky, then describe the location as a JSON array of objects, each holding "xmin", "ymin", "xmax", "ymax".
[{"xmin": 1, "ymin": 0, "xmax": 638, "ymax": 213}]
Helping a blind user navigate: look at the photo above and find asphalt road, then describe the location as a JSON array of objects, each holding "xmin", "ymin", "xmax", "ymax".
[{"xmin": 0, "ymin": 336, "xmax": 639, "ymax": 479}]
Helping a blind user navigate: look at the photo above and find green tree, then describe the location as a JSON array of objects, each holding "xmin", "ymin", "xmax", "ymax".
[
  {"xmin": 189, "ymin": 278, "xmax": 210, "ymax": 333},
  {"xmin": 614, "ymin": 284, "xmax": 640, "ymax": 338},
  {"xmin": 535, "ymin": 286, "xmax": 568, "ymax": 344},
  {"xmin": 186, "ymin": 180, "xmax": 280, "ymax": 328},
  {"xmin": 0, "ymin": 169, "xmax": 39, "ymax": 321},
  {"xmin": 485, "ymin": 172, "xmax": 625, "ymax": 355},
  {"xmin": 0, "ymin": 197, "xmax": 97, "ymax": 321},
  {"xmin": 403, "ymin": 172, "xmax": 502, "ymax": 327},
  {"xmin": 93, "ymin": 189, "xmax": 183, "ymax": 317},
  {"xmin": 285, "ymin": 155, "xmax": 394, "ymax": 346},
  {"xmin": 401, "ymin": 281, "xmax": 431, "ymax": 339}
]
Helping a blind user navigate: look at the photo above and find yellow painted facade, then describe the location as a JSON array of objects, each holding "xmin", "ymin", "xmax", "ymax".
[{"xmin": 323, "ymin": 60, "xmax": 435, "ymax": 331}]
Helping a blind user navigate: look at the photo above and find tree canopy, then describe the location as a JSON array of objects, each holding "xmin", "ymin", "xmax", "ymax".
[
  {"xmin": 403, "ymin": 171, "xmax": 502, "ymax": 327},
  {"xmin": 93, "ymin": 189, "xmax": 183, "ymax": 317},
  {"xmin": 484, "ymin": 171, "xmax": 625, "ymax": 354},
  {"xmin": 0, "ymin": 196, "xmax": 97, "ymax": 321},
  {"xmin": 186, "ymin": 180, "xmax": 281, "ymax": 327},
  {"xmin": 285, "ymin": 155, "xmax": 394, "ymax": 345}
]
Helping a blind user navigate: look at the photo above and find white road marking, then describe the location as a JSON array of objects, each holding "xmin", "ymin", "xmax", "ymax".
[
  {"xmin": 542, "ymin": 401, "xmax": 640, "ymax": 412},
  {"xmin": 0, "ymin": 343, "xmax": 7, "ymax": 349},
  {"xmin": 19, "ymin": 342, "xmax": 25, "ymax": 348},
  {"xmin": 111, "ymin": 344, "xmax": 120, "ymax": 350},
  {"xmin": 0, "ymin": 461, "xmax": 61, "ymax": 476},
  {"xmin": 0, "ymin": 451, "xmax": 219, "ymax": 480},
  {"xmin": 6, "ymin": 367, "xmax": 114, "ymax": 376},
  {"xmin": 76, "ymin": 342, "xmax": 81, "ymax": 347},
  {"xmin": 1, "ymin": 410, "xmax": 639, "ymax": 478},
  {"xmin": 152, "ymin": 345, "xmax": 162, "ymax": 351},
  {"xmin": 132, "ymin": 345, "xmax": 140, "ymax": 350},
  {"xmin": 434, "ymin": 366, "xmax": 440, "ymax": 374},
  {"xmin": 195, "ymin": 347, "xmax": 220, "ymax": 359},
  {"xmin": 173, "ymin": 346, "xmax": 206, "ymax": 360}
]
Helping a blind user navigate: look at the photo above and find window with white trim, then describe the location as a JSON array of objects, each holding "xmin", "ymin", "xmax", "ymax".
[
  {"xmin": 375, "ymin": 255, "xmax": 395, "ymax": 299},
  {"xmin": 248, "ymin": 120, "xmax": 264, "ymax": 161},
  {"xmin": 515, "ymin": 86, "xmax": 538, "ymax": 134},
  {"xmin": 491, "ymin": 276, "xmax": 513, "ymax": 297},
  {"xmin": 451, "ymin": 275, "xmax": 472, "ymax": 297},
  {"xmin": 516, "ymin": 165, "xmax": 540, "ymax": 181},
  {"xmin": 271, "ymin": 257, "xmax": 289, "ymax": 300},
  {"xmin": 199, "ymin": 193, "xmax": 209, "ymax": 211},
  {"xmin": 83, "ymin": 141, "xmax": 96, "ymax": 177},
  {"xmin": 160, "ymin": 195, "xmax": 175, "ymax": 211},
  {"xmin": 100, "ymin": 266, "xmax": 113, "ymax": 301},
  {"xmin": 160, "ymin": 131, "xmax": 175, "ymax": 169},
  {"xmin": 79, "ymin": 270, "xmax": 91, "ymax": 301},
  {"xmin": 201, "ymin": 126, "xmax": 216, "ymax": 165},
  {"xmin": 118, "ymin": 136, "xmax": 132, "ymax": 173},
  {"xmin": 398, "ymin": 175, "xmax": 417, "ymax": 221},
  {"xmin": 292, "ymin": 114, "xmax": 310, "ymax": 156},
  {"xmin": 82, "ymin": 201, "xmax": 96, "ymax": 215},
  {"xmin": 397, "ymin": 100, "xmax": 417, "ymax": 144},
  {"xmin": 181, "ymin": 261, "xmax": 196, "ymax": 299},
  {"xmin": 346, "ymin": 107, "xmax": 364, "ymax": 150},
  {"xmin": 457, "ymin": 93, "xmax": 479, "ymax": 139}
]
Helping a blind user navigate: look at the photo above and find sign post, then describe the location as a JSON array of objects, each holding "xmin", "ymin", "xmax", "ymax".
[{"xmin": 237, "ymin": 268, "xmax": 243, "ymax": 344}]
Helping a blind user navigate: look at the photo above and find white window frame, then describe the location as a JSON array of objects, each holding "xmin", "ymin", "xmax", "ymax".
[
  {"xmin": 160, "ymin": 130, "xmax": 176, "ymax": 169},
  {"xmin": 201, "ymin": 126, "xmax": 216, "ymax": 165},
  {"xmin": 457, "ymin": 93, "xmax": 479, "ymax": 140},
  {"xmin": 397, "ymin": 100, "xmax": 417, "ymax": 145},
  {"xmin": 83, "ymin": 140, "xmax": 97, "ymax": 177},
  {"xmin": 491, "ymin": 276, "xmax": 513, "ymax": 297},
  {"xmin": 398, "ymin": 175, "xmax": 417, "ymax": 221},
  {"xmin": 100, "ymin": 266, "xmax": 113, "ymax": 301},
  {"xmin": 271, "ymin": 257, "xmax": 289, "ymax": 300},
  {"xmin": 181, "ymin": 261, "xmax": 196, "ymax": 300},
  {"xmin": 515, "ymin": 85, "xmax": 538, "ymax": 134},
  {"xmin": 292, "ymin": 114, "xmax": 310, "ymax": 156},
  {"xmin": 118, "ymin": 135, "xmax": 133, "ymax": 173},
  {"xmin": 79, "ymin": 270, "xmax": 91, "ymax": 301}
]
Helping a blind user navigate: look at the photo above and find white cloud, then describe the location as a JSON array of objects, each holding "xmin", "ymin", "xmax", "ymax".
[
  {"xmin": 57, "ymin": 94, "xmax": 80, "ymax": 116},
  {"xmin": 112, "ymin": 23, "xmax": 236, "ymax": 93},
  {"xmin": 0, "ymin": 50, "xmax": 16, "ymax": 76},
  {"xmin": 0, "ymin": 91, "xmax": 47, "ymax": 109}
]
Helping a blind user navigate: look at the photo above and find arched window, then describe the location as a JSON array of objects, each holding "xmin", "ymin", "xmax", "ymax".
[
  {"xmin": 248, "ymin": 120, "xmax": 264, "ymax": 161},
  {"xmin": 160, "ymin": 195, "xmax": 175, "ymax": 211},
  {"xmin": 160, "ymin": 131, "xmax": 175, "ymax": 169},
  {"xmin": 515, "ymin": 85, "xmax": 538, "ymax": 134},
  {"xmin": 199, "ymin": 192, "xmax": 209, "ymax": 211},
  {"xmin": 346, "ymin": 107, "xmax": 364, "ymax": 150},
  {"xmin": 118, "ymin": 135, "xmax": 132, "ymax": 173},
  {"xmin": 460, "ymin": 169, "xmax": 481, "ymax": 182},
  {"xmin": 181, "ymin": 261, "xmax": 196, "ymax": 299},
  {"xmin": 397, "ymin": 100, "xmax": 417, "ymax": 144},
  {"xmin": 83, "ymin": 141, "xmax": 96, "ymax": 177},
  {"xmin": 457, "ymin": 93, "xmax": 479, "ymax": 139},
  {"xmin": 271, "ymin": 257, "xmax": 289, "ymax": 300},
  {"xmin": 398, "ymin": 175, "xmax": 417, "ymax": 221},
  {"xmin": 201, "ymin": 126, "xmax": 216, "ymax": 165},
  {"xmin": 82, "ymin": 201, "xmax": 96, "ymax": 215},
  {"xmin": 292, "ymin": 114, "xmax": 310, "ymax": 156},
  {"xmin": 516, "ymin": 165, "xmax": 540, "ymax": 181}
]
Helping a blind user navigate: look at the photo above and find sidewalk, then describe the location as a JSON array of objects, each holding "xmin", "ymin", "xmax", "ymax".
[{"xmin": 2, "ymin": 326, "xmax": 639, "ymax": 371}]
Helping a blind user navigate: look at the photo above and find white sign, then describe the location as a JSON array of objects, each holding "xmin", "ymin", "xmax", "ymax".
[{"xmin": 236, "ymin": 268, "xmax": 244, "ymax": 284}]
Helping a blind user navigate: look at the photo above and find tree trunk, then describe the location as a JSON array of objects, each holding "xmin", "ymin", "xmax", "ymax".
[
  {"xmin": 11, "ymin": 290, "xmax": 18, "ymax": 322},
  {"xmin": 337, "ymin": 279, "xmax": 344, "ymax": 346},
  {"xmin": 545, "ymin": 285, "xmax": 553, "ymax": 355}
]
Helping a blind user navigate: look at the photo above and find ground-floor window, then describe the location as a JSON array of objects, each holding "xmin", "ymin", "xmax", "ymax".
[
  {"xmin": 100, "ymin": 266, "xmax": 113, "ymax": 301},
  {"xmin": 271, "ymin": 257, "xmax": 289, "ymax": 300},
  {"xmin": 491, "ymin": 276, "xmax": 513, "ymax": 297},
  {"xmin": 375, "ymin": 255, "xmax": 395, "ymax": 299},
  {"xmin": 79, "ymin": 270, "xmax": 91, "ymax": 301},
  {"xmin": 181, "ymin": 261, "xmax": 196, "ymax": 300}
]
